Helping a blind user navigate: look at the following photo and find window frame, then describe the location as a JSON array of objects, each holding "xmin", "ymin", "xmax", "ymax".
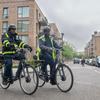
[
  {"xmin": 2, "ymin": 21, "xmax": 8, "ymax": 33},
  {"xmin": 18, "ymin": 35, "xmax": 29, "ymax": 44},
  {"xmin": 17, "ymin": 20, "xmax": 29, "ymax": 32},
  {"xmin": 3, "ymin": 7, "xmax": 8, "ymax": 19},
  {"xmin": 17, "ymin": 6, "xmax": 29, "ymax": 18}
]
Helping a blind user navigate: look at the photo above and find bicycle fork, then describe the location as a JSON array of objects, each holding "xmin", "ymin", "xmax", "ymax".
[
  {"xmin": 58, "ymin": 67, "xmax": 66, "ymax": 81},
  {"xmin": 22, "ymin": 64, "xmax": 31, "ymax": 83}
]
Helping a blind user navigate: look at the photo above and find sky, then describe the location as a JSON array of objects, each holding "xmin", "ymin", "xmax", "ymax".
[{"xmin": 36, "ymin": 0, "xmax": 100, "ymax": 51}]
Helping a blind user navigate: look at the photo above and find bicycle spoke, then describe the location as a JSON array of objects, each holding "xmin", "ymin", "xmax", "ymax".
[{"xmin": 56, "ymin": 64, "xmax": 74, "ymax": 92}]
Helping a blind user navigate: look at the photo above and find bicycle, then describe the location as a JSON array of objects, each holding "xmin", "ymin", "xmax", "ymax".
[
  {"xmin": 0, "ymin": 48, "xmax": 38, "ymax": 95},
  {"xmin": 33, "ymin": 48, "xmax": 74, "ymax": 93}
]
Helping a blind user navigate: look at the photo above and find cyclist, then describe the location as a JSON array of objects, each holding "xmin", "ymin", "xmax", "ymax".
[
  {"xmin": 81, "ymin": 58, "xmax": 85, "ymax": 66},
  {"xmin": 1, "ymin": 24, "xmax": 32, "ymax": 85},
  {"xmin": 38, "ymin": 26, "xmax": 61, "ymax": 85}
]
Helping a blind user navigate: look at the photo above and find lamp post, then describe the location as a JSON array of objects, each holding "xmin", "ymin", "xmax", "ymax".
[
  {"xmin": 61, "ymin": 33, "xmax": 64, "ymax": 45},
  {"xmin": 61, "ymin": 33, "xmax": 64, "ymax": 39},
  {"xmin": 61, "ymin": 33, "xmax": 64, "ymax": 62}
]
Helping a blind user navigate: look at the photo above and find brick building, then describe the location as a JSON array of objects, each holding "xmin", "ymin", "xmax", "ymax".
[
  {"xmin": 85, "ymin": 31, "xmax": 100, "ymax": 58},
  {"xmin": 0, "ymin": 0, "xmax": 48, "ymax": 52},
  {"xmin": 49, "ymin": 23, "xmax": 61, "ymax": 38}
]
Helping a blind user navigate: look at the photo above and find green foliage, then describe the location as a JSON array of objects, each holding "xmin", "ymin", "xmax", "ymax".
[
  {"xmin": 76, "ymin": 53, "xmax": 85, "ymax": 59},
  {"xmin": 62, "ymin": 42, "xmax": 77, "ymax": 59}
]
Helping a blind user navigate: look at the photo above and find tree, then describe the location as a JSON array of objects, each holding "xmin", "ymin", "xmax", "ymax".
[{"xmin": 62, "ymin": 42, "xmax": 76, "ymax": 59}]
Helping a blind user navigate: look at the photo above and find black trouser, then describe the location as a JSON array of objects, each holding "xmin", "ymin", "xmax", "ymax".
[
  {"xmin": 40, "ymin": 53, "xmax": 57, "ymax": 81},
  {"xmin": 4, "ymin": 52, "xmax": 24, "ymax": 80}
]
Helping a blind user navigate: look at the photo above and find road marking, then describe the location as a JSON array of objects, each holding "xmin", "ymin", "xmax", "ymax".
[
  {"xmin": 71, "ymin": 66, "xmax": 100, "ymax": 74},
  {"xmin": 71, "ymin": 67, "xmax": 93, "ymax": 70},
  {"xmin": 75, "ymin": 81, "xmax": 92, "ymax": 85},
  {"xmin": 94, "ymin": 70, "xmax": 100, "ymax": 74},
  {"xmin": 75, "ymin": 81, "xmax": 100, "ymax": 88}
]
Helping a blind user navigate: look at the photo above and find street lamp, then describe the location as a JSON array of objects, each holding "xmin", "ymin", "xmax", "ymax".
[
  {"xmin": 61, "ymin": 33, "xmax": 64, "ymax": 62},
  {"xmin": 61, "ymin": 33, "xmax": 64, "ymax": 42},
  {"xmin": 61, "ymin": 33, "xmax": 64, "ymax": 39}
]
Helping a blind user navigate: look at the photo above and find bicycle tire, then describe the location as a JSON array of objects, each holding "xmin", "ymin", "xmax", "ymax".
[
  {"xmin": 56, "ymin": 64, "xmax": 74, "ymax": 93},
  {"xmin": 0, "ymin": 66, "xmax": 10, "ymax": 89},
  {"xmin": 19, "ymin": 65, "xmax": 38, "ymax": 95}
]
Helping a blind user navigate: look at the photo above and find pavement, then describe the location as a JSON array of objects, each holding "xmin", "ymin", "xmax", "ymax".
[{"xmin": 0, "ymin": 63, "xmax": 100, "ymax": 100}]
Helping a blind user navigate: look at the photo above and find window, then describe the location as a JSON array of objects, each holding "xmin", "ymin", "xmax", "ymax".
[
  {"xmin": 3, "ymin": 7, "xmax": 8, "ymax": 19},
  {"xmin": 2, "ymin": 21, "xmax": 8, "ymax": 33},
  {"xmin": 17, "ymin": 20, "xmax": 29, "ymax": 32},
  {"xmin": 19, "ymin": 35, "xmax": 29, "ymax": 44},
  {"xmin": 18, "ymin": 7, "xmax": 29, "ymax": 17}
]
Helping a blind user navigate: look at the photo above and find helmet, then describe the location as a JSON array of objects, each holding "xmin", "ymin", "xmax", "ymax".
[
  {"xmin": 43, "ymin": 26, "xmax": 50, "ymax": 33},
  {"xmin": 8, "ymin": 24, "xmax": 16, "ymax": 31}
]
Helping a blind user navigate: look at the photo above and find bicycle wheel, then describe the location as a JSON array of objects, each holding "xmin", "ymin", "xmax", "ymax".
[
  {"xmin": 36, "ymin": 66, "xmax": 45, "ymax": 87},
  {"xmin": 0, "ymin": 65, "xmax": 10, "ymax": 89},
  {"xmin": 19, "ymin": 65, "xmax": 38, "ymax": 95},
  {"xmin": 56, "ymin": 64, "xmax": 74, "ymax": 92}
]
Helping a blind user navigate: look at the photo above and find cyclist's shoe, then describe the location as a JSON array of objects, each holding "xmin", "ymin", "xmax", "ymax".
[
  {"xmin": 39, "ymin": 74, "xmax": 49, "ymax": 82},
  {"xmin": 8, "ymin": 79, "xmax": 13, "ymax": 84},
  {"xmin": 39, "ymin": 71, "xmax": 49, "ymax": 82},
  {"xmin": 44, "ymin": 76, "xmax": 49, "ymax": 82},
  {"xmin": 50, "ymin": 79, "xmax": 56, "ymax": 85}
]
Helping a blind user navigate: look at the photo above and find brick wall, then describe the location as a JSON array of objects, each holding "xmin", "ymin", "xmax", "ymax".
[{"xmin": 0, "ymin": 0, "xmax": 47, "ymax": 53}]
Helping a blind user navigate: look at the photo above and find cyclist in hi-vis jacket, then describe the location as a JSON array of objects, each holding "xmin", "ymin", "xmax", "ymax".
[
  {"xmin": 2, "ymin": 24, "xmax": 32, "ymax": 85},
  {"xmin": 38, "ymin": 26, "xmax": 61, "ymax": 85}
]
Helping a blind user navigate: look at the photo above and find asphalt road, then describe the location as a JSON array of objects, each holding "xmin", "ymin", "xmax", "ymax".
[{"xmin": 0, "ymin": 63, "xmax": 100, "ymax": 100}]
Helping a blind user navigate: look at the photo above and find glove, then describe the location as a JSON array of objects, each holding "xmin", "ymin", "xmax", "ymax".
[{"xmin": 24, "ymin": 45, "xmax": 32, "ymax": 52}]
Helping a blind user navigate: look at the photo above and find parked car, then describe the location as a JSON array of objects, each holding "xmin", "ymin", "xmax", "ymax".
[
  {"xmin": 85, "ymin": 59, "xmax": 89, "ymax": 64},
  {"xmin": 88, "ymin": 59, "xmax": 93, "ymax": 65},
  {"xmin": 91, "ymin": 58, "xmax": 96, "ymax": 66},
  {"xmin": 95, "ymin": 56, "xmax": 100, "ymax": 67},
  {"xmin": 73, "ymin": 58, "xmax": 80, "ymax": 64}
]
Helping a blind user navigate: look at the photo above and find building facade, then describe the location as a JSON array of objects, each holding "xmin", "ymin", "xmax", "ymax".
[
  {"xmin": 49, "ymin": 23, "xmax": 61, "ymax": 38},
  {"xmin": 0, "ymin": 0, "xmax": 48, "ymax": 52},
  {"xmin": 85, "ymin": 31, "xmax": 100, "ymax": 58}
]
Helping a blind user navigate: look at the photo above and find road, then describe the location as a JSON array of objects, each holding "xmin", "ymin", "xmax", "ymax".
[{"xmin": 0, "ymin": 63, "xmax": 100, "ymax": 100}]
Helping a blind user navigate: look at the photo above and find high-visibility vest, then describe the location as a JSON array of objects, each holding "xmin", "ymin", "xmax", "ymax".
[{"xmin": 39, "ymin": 35, "xmax": 57, "ymax": 61}]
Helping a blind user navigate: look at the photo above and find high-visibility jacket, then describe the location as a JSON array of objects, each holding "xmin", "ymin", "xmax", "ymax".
[
  {"xmin": 2, "ymin": 32, "xmax": 26, "ymax": 55},
  {"xmin": 38, "ymin": 35, "xmax": 61, "ymax": 61}
]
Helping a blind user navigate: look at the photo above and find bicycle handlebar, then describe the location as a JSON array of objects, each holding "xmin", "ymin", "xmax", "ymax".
[{"xmin": 16, "ymin": 48, "xmax": 30, "ymax": 55}]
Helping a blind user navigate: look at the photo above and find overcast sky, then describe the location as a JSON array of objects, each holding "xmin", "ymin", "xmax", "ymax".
[{"xmin": 36, "ymin": 0, "xmax": 100, "ymax": 51}]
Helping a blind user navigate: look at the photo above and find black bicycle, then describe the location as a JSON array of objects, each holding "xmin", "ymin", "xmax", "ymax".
[
  {"xmin": 0, "ymin": 49, "xmax": 38, "ymax": 95},
  {"xmin": 33, "ymin": 48, "xmax": 74, "ymax": 93}
]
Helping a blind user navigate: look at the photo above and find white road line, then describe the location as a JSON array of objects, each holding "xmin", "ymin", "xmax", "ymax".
[
  {"xmin": 71, "ymin": 66, "xmax": 100, "ymax": 74},
  {"xmin": 75, "ymin": 81, "xmax": 92, "ymax": 85},
  {"xmin": 71, "ymin": 67, "xmax": 93, "ymax": 70},
  {"xmin": 75, "ymin": 81, "xmax": 100, "ymax": 88},
  {"xmin": 94, "ymin": 70, "xmax": 100, "ymax": 74}
]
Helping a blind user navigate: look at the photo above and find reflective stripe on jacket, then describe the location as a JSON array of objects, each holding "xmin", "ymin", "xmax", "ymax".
[
  {"xmin": 39, "ymin": 35, "xmax": 59, "ymax": 61},
  {"xmin": 2, "ymin": 32, "xmax": 26, "ymax": 55}
]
